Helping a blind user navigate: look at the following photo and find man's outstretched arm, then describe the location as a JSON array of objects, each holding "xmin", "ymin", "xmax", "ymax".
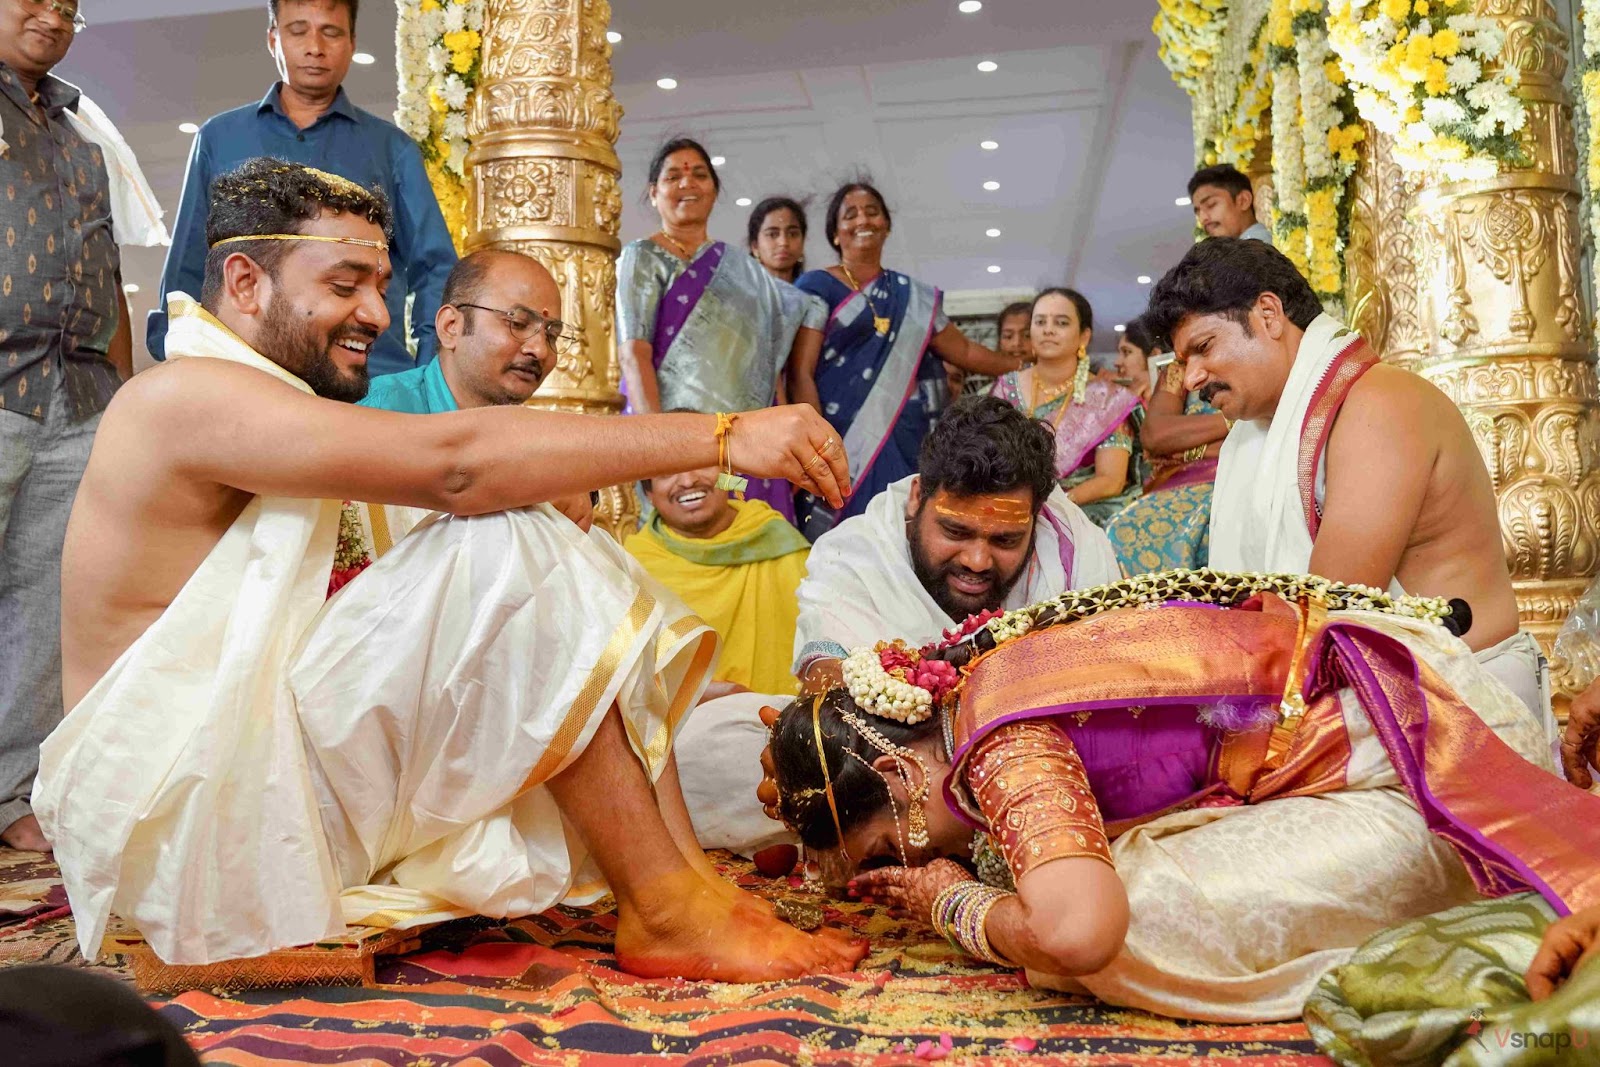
[{"xmin": 123, "ymin": 359, "xmax": 850, "ymax": 513}]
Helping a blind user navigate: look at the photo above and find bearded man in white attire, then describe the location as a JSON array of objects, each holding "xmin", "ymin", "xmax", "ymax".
[
  {"xmin": 675, "ymin": 395, "xmax": 1121, "ymax": 856},
  {"xmin": 1144, "ymin": 237, "xmax": 1553, "ymax": 746},
  {"xmin": 34, "ymin": 158, "xmax": 868, "ymax": 981}
]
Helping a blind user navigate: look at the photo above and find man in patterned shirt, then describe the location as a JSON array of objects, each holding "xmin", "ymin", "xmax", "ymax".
[{"xmin": 0, "ymin": 0, "xmax": 129, "ymax": 851}]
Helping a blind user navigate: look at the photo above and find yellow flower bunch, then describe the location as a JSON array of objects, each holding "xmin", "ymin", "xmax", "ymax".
[
  {"xmin": 1154, "ymin": 0, "xmax": 1229, "ymax": 94},
  {"xmin": 1305, "ymin": 185, "xmax": 1342, "ymax": 295},
  {"xmin": 443, "ymin": 29, "xmax": 482, "ymax": 74},
  {"xmin": 1327, "ymin": 122, "xmax": 1365, "ymax": 165}
]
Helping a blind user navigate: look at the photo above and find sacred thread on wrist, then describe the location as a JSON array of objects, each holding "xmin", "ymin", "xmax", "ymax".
[{"xmin": 713, "ymin": 412, "xmax": 748, "ymax": 496}]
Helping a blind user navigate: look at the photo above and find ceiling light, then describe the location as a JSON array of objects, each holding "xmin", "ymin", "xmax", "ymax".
[
  {"xmin": 735, "ymin": 197, "xmax": 752, "ymax": 206},
  {"xmin": 976, "ymin": 60, "xmax": 999, "ymax": 73},
  {"xmin": 122, "ymin": 282, "xmax": 140, "ymax": 294},
  {"xmin": 178, "ymin": 121, "xmax": 199, "ymax": 134},
  {"xmin": 606, "ymin": 30, "xmax": 622, "ymax": 44},
  {"xmin": 980, "ymin": 139, "xmax": 999, "ymax": 150},
  {"xmin": 959, "ymin": 0, "xmax": 984, "ymax": 11},
  {"xmin": 985, "ymin": 227, "xmax": 1002, "ymax": 237},
  {"xmin": 1114, "ymin": 324, "xmax": 1126, "ymax": 332},
  {"xmin": 656, "ymin": 77, "xmax": 678, "ymax": 90},
  {"xmin": 1137, "ymin": 275, "xmax": 1152, "ymax": 284},
  {"xmin": 983, "ymin": 180, "xmax": 1000, "ymax": 191},
  {"xmin": 986, "ymin": 265, "xmax": 1001, "ymax": 274},
  {"xmin": 1175, "ymin": 196, "xmax": 1191, "ymax": 206},
  {"xmin": 352, "ymin": 52, "xmax": 375, "ymax": 65},
  {"xmin": 711, "ymin": 155, "xmax": 726, "ymax": 166}
]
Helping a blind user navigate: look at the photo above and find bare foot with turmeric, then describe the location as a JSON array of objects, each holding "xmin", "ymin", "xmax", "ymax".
[
  {"xmin": 615, "ymin": 868, "xmax": 867, "ymax": 982},
  {"xmin": 0, "ymin": 814, "xmax": 50, "ymax": 853}
]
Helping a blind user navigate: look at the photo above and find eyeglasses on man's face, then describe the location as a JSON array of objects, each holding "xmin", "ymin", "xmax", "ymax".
[
  {"xmin": 21, "ymin": 0, "xmax": 86, "ymax": 34},
  {"xmin": 453, "ymin": 303, "xmax": 576, "ymax": 353}
]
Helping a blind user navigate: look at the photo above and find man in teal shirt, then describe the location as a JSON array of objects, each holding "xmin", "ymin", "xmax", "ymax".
[
  {"xmin": 363, "ymin": 249, "xmax": 595, "ymax": 529},
  {"xmin": 362, "ymin": 249, "xmax": 565, "ymax": 414}
]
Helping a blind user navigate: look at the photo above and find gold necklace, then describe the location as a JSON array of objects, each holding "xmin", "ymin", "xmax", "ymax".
[
  {"xmin": 656, "ymin": 230, "xmax": 702, "ymax": 261},
  {"xmin": 839, "ymin": 262, "xmax": 891, "ymax": 335},
  {"xmin": 1029, "ymin": 371, "xmax": 1073, "ymax": 416}
]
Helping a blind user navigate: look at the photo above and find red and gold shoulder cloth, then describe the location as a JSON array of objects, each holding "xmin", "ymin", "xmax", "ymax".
[{"xmin": 1297, "ymin": 333, "xmax": 1379, "ymax": 540}]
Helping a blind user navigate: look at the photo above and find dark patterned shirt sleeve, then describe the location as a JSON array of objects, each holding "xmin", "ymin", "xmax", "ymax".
[{"xmin": 0, "ymin": 65, "xmax": 122, "ymax": 422}]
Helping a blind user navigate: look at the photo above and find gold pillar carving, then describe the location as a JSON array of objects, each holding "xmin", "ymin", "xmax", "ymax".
[
  {"xmin": 1343, "ymin": 127, "xmax": 1429, "ymax": 368},
  {"xmin": 1411, "ymin": 0, "xmax": 1600, "ymax": 687},
  {"xmin": 467, "ymin": 0, "xmax": 636, "ymax": 535},
  {"xmin": 1246, "ymin": 130, "xmax": 1277, "ymax": 237}
]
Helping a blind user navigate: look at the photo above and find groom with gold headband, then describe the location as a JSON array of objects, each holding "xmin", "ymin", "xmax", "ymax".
[{"xmin": 34, "ymin": 158, "xmax": 867, "ymax": 981}]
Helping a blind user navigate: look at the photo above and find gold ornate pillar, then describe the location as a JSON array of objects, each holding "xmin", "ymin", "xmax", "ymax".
[
  {"xmin": 1245, "ymin": 131, "xmax": 1277, "ymax": 238},
  {"xmin": 467, "ymin": 0, "xmax": 635, "ymax": 534},
  {"xmin": 1411, "ymin": 0, "xmax": 1600, "ymax": 689},
  {"xmin": 1343, "ymin": 127, "xmax": 1429, "ymax": 369}
]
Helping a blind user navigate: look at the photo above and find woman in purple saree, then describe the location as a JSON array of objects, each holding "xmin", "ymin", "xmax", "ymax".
[
  {"xmin": 759, "ymin": 571, "xmax": 1599, "ymax": 1022},
  {"xmin": 788, "ymin": 182, "xmax": 1017, "ymax": 541},
  {"xmin": 617, "ymin": 139, "xmax": 825, "ymax": 523}
]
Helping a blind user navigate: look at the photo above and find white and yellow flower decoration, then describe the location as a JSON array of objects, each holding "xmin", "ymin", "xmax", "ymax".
[
  {"xmin": 397, "ymin": 0, "xmax": 486, "ymax": 250},
  {"xmin": 1326, "ymin": 0, "xmax": 1524, "ymax": 183},
  {"xmin": 1581, "ymin": 0, "xmax": 1600, "ymax": 314}
]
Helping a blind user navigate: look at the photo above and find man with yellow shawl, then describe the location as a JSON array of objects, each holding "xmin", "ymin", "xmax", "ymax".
[
  {"xmin": 627, "ymin": 465, "xmax": 809, "ymax": 695},
  {"xmin": 33, "ymin": 158, "xmax": 867, "ymax": 983}
]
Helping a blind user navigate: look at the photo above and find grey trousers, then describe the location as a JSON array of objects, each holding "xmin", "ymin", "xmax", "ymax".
[{"xmin": 0, "ymin": 379, "xmax": 100, "ymax": 833}]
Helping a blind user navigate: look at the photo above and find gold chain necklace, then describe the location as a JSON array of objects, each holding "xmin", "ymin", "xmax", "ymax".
[
  {"xmin": 1028, "ymin": 357, "xmax": 1090, "ymax": 421},
  {"xmin": 656, "ymin": 230, "xmax": 701, "ymax": 261},
  {"xmin": 839, "ymin": 262, "xmax": 891, "ymax": 336}
]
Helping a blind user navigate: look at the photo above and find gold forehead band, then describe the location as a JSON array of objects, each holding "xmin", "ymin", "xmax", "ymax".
[
  {"xmin": 935, "ymin": 499, "xmax": 1032, "ymax": 524},
  {"xmin": 210, "ymin": 234, "xmax": 390, "ymax": 252}
]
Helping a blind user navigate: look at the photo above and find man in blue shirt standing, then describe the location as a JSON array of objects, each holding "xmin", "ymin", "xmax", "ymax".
[{"xmin": 148, "ymin": 0, "xmax": 456, "ymax": 376}]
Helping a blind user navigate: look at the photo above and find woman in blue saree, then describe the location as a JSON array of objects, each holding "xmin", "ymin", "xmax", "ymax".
[
  {"xmin": 789, "ymin": 182, "xmax": 1017, "ymax": 540},
  {"xmin": 617, "ymin": 139, "xmax": 825, "ymax": 523}
]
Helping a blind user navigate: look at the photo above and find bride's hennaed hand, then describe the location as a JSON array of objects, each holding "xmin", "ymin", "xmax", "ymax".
[
  {"xmin": 726, "ymin": 405, "xmax": 851, "ymax": 508},
  {"xmin": 848, "ymin": 858, "xmax": 971, "ymax": 922}
]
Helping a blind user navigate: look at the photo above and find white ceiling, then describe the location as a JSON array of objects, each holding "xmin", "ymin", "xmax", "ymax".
[{"xmin": 67, "ymin": 0, "xmax": 1199, "ymax": 364}]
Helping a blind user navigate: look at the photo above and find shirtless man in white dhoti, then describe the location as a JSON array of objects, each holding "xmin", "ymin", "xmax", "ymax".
[
  {"xmin": 35, "ymin": 158, "xmax": 867, "ymax": 981},
  {"xmin": 1144, "ymin": 237, "xmax": 1552, "ymax": 738}
]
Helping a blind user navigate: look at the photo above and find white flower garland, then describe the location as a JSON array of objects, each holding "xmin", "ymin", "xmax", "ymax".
[
  {"xmin": 1294, "ymin": 8, "xmax": 1362, "ymax": 308},
  {"xmin": 840, "ymin": 648, "xmax": 934, "ymax": 725},
  {"xmin": 1270, "ymin": 52, "xmax": 1310, "ymax": 276},
  {"xmin": 1326, "ymin": 0, "xmax": 1523, "ymax": 183}
]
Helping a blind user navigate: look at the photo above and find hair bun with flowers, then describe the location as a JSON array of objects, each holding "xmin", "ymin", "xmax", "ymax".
[{"xmin": 839, "ymin": 640, "xmax": 961, "ymax": 725}]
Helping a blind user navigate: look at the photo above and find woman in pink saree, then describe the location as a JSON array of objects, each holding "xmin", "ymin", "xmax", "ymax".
[{"xmin": 990, "ymin": 289, "xmax": 1141, "ymax": 526}]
